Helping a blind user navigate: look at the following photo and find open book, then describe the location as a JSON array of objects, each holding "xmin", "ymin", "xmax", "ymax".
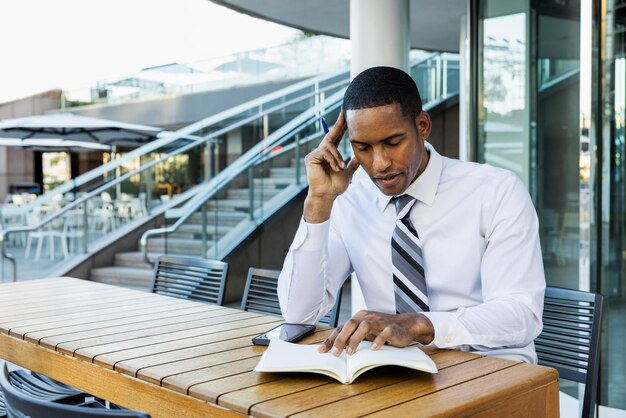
[{"xmin": 254, "ymin": 338, "xmax": 438, "ymax": 384}]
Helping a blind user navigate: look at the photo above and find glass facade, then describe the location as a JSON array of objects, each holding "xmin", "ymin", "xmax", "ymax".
[
  {"xmin": 474, "ymin": 0, "xmax": 626, "ymax": 411},
  {"xmin": 599, "ymin": 0, "xmax": 626, "ymax": 408}
]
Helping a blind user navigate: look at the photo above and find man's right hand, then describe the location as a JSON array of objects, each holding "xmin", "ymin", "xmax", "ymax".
[{"xmin": 303, "ymin": 112, "xmax": 360, "ymax": 223}]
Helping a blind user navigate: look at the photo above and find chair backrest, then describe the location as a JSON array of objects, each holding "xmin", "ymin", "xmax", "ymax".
[
  {"xmin": 240, "ymin": 267, "xmax": 343, "ymax": 327},
  {"xmin": 535, "ymin": 286, "xmax": 603, "ymax": 418},
  {"xmin": 151, "ymin": 255, "xmax": 228, "ymax": 306},
  {"xmin": 0, "ymin": 362, "xmax": 150, "ymax": 418}
]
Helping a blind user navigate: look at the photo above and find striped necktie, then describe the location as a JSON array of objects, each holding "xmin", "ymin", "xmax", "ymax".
[{"xmin": 391, "ymin": 195, "xmax": 429, "ymax": 313}]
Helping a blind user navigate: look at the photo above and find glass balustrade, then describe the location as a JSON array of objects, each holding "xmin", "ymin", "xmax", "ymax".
[
  {"xmin": 153, "ymin": 53, "xmax": 460, "ymax": 263},
  {"xmin": 159, "ymin": 105, "xmax": 340, "ymax": 262}
]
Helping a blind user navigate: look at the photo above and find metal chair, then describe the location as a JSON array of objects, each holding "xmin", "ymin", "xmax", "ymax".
[
  {"xmin": 0, "ymin": 387, "xmax": 6, "ymax": 418},
  {"xmin": 0, "ymin": 362, "xmax": 150, "ymax": 418},
  {"xmin": 151, "ymin": 255, "xmax": 229, "ymax": 306},
  {"xmin": 535, "ymin": 286, "xmax": 604, "ymax": 418},
  {"xmin": 6, "ymin": 369, "xmax": 85, "ymax": 404},
  {"xmin": 240, "ymin": 267, "xmax": 343, "ymax": 327}
]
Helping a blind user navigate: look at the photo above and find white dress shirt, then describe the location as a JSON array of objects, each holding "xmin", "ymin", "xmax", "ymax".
[{"xmin": 278, "ymin": 144, "xmax": 545, "ymax": 363}]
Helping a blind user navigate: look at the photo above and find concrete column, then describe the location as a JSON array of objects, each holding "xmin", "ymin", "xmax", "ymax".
[
  {"xmin": 349, "ymin": 0, "xmax": 410, "ymax": 314},
  {"xmin": 350, "ymin": 0, "xmax": 410, "ymax": 78}
]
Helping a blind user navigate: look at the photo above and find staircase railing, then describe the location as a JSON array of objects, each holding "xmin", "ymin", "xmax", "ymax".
[
  {"xmin": 0, "ymin": 71, "xmax": 350, "ymax": 282},
  {"xmin": 8, "ymin": 68, "xmax": 352, "ymax": 221},
  {"xmin": 140, "ymin": 90, "xmax": 345, "ymax": 263},
  {"xmin": 140, "ymin": 53, "xmax": 461, "ymax": 263}
]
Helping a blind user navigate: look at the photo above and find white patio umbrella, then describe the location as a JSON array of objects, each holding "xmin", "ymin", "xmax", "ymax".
[
  {"xmin": 0, "ymin": 138, "xmax": 111, "ymax": 152},
  {"xmin": 0, "ymin": 112, "xmax": 163, "ymax": 149}
]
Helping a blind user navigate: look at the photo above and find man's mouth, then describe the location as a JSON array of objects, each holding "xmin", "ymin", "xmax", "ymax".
[{"xmin": 373, "ymin": 173, "xmax": 402, "ymax": 187}]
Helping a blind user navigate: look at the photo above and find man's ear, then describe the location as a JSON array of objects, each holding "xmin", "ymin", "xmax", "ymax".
[{"xmin": 415, "ymin": 111, "xmax": 432, "ymax": 140}]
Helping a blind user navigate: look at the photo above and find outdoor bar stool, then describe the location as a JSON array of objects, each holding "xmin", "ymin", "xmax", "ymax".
[
  {"xmin": 0, "ymin": 362, "xmax": 150, "ymax": 418},
  {"xmin": 241, "ymin": 267, "xmax": 344, "ymax": 327}
]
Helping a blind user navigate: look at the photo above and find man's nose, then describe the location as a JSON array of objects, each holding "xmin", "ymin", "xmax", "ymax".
[{"xmin": 372, "ymin": 148, "xmax": 391, "ymax": 172}]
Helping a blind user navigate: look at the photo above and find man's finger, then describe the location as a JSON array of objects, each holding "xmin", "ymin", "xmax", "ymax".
[
  {"xmin": 331, "ymin": 317, "xmax": 360, "ymax": 356},
  {"xmin": 346, "ymin": 321, "xmax": 371, "ymax": 355},
  {"xmin": 371, "ymin": 326, "xmax": 393, "ymax": 350},
  {"xmin": 323, "ymin": 144, "xmax": 346, "ymax": 170},
  {"xmin": 318, "ymin": 327, "xmax": 341, "ymax": 353},
  {"xmin": 322, "ymin": 152, "xmax": 341, "ymax": 172},
  {"xmin": 321, "ymin": 112, "xmax": 347, "ymax": 147}
]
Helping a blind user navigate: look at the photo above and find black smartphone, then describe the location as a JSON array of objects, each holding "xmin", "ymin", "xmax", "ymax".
[{"xmin": 252, "ymin": 323, "xmax": 316, "ymax": 346}]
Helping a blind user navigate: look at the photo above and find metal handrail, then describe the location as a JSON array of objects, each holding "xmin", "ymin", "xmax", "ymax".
[
  {"xmin": 138, "ymin": 52, "xmax": 458, "ymax": 263},
  {"xmin": 18, "ymin": 68, "xmax": 351, "ymax": 215},
  {"xmin": 140, "ymin": 91, "xmax": 461, "ymax": 265},
  {"xmin": 0, "ymin": 78, "xmax": 349, "ymax": 282},
  {"xmin": 140, "ymin": 91, "xmax": 345, "ymax": 263}
]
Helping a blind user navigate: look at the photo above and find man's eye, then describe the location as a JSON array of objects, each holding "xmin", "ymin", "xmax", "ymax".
[
  {"xmin": 386, "ymin": 140, "xmax": 400, "ymax": 147},
  {"xmin": 354, "ymin": 145, "xmax": 369, "ymax": 152}
]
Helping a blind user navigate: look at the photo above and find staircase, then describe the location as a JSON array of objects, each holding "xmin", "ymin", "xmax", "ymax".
[{"xmin": 88, "ymin": 160, "xmax": 304, "ymax": 290}]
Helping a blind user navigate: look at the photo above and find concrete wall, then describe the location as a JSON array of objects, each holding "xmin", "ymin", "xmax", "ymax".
[
  {"xmin": 223, "ymin": 190, "xmax": 306, "ymax": 303},
  {"xmin": 426, "ymin": 96, "xmax": 460, "ymax": 159}
]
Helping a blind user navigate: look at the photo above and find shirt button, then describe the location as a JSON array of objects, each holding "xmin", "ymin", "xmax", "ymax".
[{"xmin": 444, "ymin": 337, "xmax": 453, "ymax": 344}]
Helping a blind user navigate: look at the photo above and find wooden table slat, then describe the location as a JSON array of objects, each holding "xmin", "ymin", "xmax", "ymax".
[
  {"xmin": 161, "ymin": 332, "xmax": 330, "ymax": 395},
  {"xmin": 362, "ymin": 364, "xmax": 559, "ymax": 418},
  {"xmin": 283, "ymin": 356, "xmax": 519, "ymax": 418},
  {"xmin": 0, "ymin": 295, "xmax": 191, "ymax": 330},
  {"xmin": 0, "ymin": 291, "xmax": 165, "ymax": 323},
  {"xmin": 30, "ymin": 308, "xmax": 229, "ymax": 347},
  {"xmin": 232, "ymin": 350, "xmax": 476, "ymax": 418},
  {"xmin": 111, "ymin": 323, "xmax": 283, "ymax": 375},
  {"xmin": 16, "ymin": 301, "xmax": 209, "ymax": 341},
  {"xmin": 69, "ymin": 314, "xmax": 279, "ymax": 359},
  {"xmin": 0, "ymin": 283, "xmax": 147, "ymax": 310}
]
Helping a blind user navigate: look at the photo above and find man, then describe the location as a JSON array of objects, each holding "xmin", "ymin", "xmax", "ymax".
[{"xmin": 278, "ymin": 66, "xmax": 545, "ymax": 363}]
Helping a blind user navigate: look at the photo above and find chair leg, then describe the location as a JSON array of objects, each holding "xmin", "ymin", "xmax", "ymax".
[
  {"xmin": 49, "ymin": 234, "xmax": 55, "ymax": 259},
  {"xmin": 61, "ymin": 235, "xmax": 69, "ymax": 259},
  {"xmin": 24, "ymin": 234, "xmax": 33, "ymax": 258},
  {"xmin": 35, "ymin": 236, "xmax": 44, "ymax": 261}
]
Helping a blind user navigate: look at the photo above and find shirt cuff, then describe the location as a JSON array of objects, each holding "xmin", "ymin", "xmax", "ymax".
[
  {"xmin": 421, "ymin": 311, "xmax": 473, "ymax": 348},
  {"xmin": 294, "ymin": 217, "xmax": 331, "ymax": 251}
]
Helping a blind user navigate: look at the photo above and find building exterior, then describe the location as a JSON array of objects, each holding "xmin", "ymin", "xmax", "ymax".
[{"xmin": 211, "ymin": 0, "xmax": 626, "ymax": 413}]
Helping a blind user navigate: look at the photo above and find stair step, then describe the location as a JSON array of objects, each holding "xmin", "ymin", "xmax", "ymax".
[
  {"xmin": 205, "ymin": 199, "xmax": 259, "ymax": 211},
  {"xmin": 114, "ymin": 251, "xmax": 158, "ymax": 269},
  {"xmin": 188, "ymin": 211, "xmax": 247, "ymax": 225},
  {"xmin": 146, "ymin": 237, "xmax": 207, "ymax": 257},
  {"xmin": 226, "ymin": 188, "xmax": 282, "ymax": 200},
  {"xmin": 269, "ymin": 167, "xmax": 296, "ymax": 175},
  {"xmin": 90, "ymin": 266, "xmax": 153, "ymax": 290},
  {"xmin": 172, "ymin": 224, "xmax": 231, "ymax": 239},
  {"xmin": 253, "ymin": 178, "xmax": 292, "ymax": 186}
]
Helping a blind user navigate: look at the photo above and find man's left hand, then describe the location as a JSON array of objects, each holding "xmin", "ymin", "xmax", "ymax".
[{"xmin": 318, "ymin": 310, "xmax": 435, "ymax": 356}]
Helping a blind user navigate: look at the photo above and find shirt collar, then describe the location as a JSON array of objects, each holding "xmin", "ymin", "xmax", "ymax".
[{"xmin": 376, "ymin": 142, "xmax": 443, "ymax": 212}]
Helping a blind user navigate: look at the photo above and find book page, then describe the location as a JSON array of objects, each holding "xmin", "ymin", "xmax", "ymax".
[
  {"xmin": 254, "ymin": 339, "xmax": 348, "ymax": 383},
  {"xmin": 346, "ymin": 342, "xmax": 438, "ymax": 383}
]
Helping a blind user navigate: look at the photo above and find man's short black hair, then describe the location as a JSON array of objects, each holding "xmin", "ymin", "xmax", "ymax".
[{"xmin": 343, "ymin": 66, "xmax": 422, "ymax": 122}]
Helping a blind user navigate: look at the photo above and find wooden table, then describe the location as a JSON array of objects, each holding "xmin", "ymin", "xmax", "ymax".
[{"xmin": 0, "ymin": 278, "xmax": 559, "ymax": 418}]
